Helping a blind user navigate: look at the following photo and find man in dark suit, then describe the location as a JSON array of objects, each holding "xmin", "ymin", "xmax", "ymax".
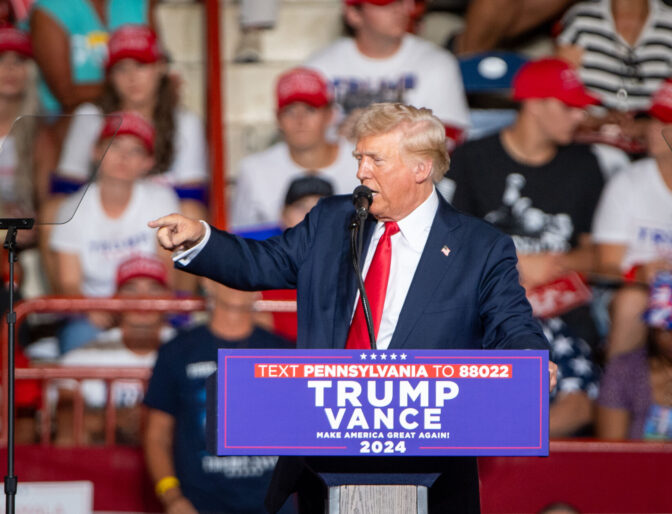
[{"xmin": 150, "ymin": 102, "xmax": 556, "ymax": 513}]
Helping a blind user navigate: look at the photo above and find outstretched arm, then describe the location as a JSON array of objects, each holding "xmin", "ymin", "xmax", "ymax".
[{"xmin": 149, "ymin": 206, "xmax": 317, "ymax": 292}]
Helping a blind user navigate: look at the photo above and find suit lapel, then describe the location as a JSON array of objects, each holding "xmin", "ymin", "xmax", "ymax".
[
  {"xmin": 389, "ymin": 195, "xmax": 462, "ymax": 349},
  {"xmin": 332, "ymin": 215, "xmax": 377, "ymax": 349}
]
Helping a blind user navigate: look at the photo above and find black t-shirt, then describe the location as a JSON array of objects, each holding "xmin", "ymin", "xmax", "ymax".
[
  {"xmin": 144, "ymin": 325, "xmax": 294, "ymax": 513},
  {"xmin": 447, "ymin": 133, "xmax": 604, "ymax": 253}
]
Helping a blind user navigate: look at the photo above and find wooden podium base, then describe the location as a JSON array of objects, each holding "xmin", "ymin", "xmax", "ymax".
[{"xmin": 328, "ymin": 485, "xmax": 428, "ymax": 514}]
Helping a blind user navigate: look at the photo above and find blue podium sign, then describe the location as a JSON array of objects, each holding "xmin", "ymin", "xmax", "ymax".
[{"xmin": 207, "ymin": 349, "xmax": 549, "ymax": 457}]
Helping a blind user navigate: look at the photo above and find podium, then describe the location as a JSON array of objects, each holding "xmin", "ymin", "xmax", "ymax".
[{"xmin": 207, "ymin": 349, "xmax": 549, "ymax": 513}]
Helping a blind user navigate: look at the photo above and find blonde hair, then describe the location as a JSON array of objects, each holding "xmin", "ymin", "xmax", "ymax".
[{"xmin": 353, "ymin": 102, "xmax": 450, "ymax": 181}]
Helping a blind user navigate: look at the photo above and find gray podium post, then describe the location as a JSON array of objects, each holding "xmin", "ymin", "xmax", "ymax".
[
  {"xmin": 321, "ymin": 473, "xmax": 435, "ymax": 514},
  {"xmin": 303, "ymin": 458, "xmax": 443, "ymax": 514},
  {"xmin": 329, "ymin": 484, "xmax": 427, "ymax": 514}
]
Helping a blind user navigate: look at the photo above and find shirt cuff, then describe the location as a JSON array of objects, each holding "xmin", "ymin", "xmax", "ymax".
[{"xmin": 173, "ymin": 220, "xmax": 211, "ymax": 266}]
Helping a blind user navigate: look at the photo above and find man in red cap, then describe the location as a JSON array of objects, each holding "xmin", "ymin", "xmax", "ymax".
[
  {"xmin": 56, "ymin": 254, "xmax": 172, "ymax": 445},
  {"xmin": 447, "ymin": 58, "xmax": 606, "ymax": 294},
  {"xmin": 446, "ymin": 58, "xmax": 608, "ymax": 436},
  {"xmin": 230, "ymin": 66, "xmax": 358, "ymax": 229},
  {"xmin": 592, "ymin": 78, "xmax": 672, "ymax": 360},
  {"xmin": 304, "ymin": 0, "xmax": 469, "ymax": 147}
]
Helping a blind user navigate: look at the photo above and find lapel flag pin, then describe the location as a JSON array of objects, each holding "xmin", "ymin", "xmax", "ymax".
[{"xmin": 441, "ymin": 245, "xmax": 451, "ymax": 257}]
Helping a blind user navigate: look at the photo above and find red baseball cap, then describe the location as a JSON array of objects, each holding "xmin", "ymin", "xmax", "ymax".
[
  {"xmin": 512, "ymin": 58, "xmax": 600, "ymax": 108},
  {"xmin": 0, "ymin": 27, "xmax": 32, "ymax": 58},
  {"xmin": 116, "ymin": 255, "xmax": 168, "ymax": 289},
  {"xmin": 649, "ymin": 79, "xmax": 672, "ymax": 123},
  {"xmin": 276, "ymin": 67, "xmax": 332, "ymax": 111},
  {"xmin": 344, "ymin": 0, "xmax": 399, "ymax": 5},
  {"xmin": 106, "ymin": 25, "xmax": 163, "ymax": 71},
  {"xmin": 99, "ymin": 111, "xmax": 155, "ymax": 154}
]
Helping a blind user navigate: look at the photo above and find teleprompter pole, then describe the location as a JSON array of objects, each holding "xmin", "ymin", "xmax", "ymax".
[{"xmin": 1, "ymin": 218, "xmax": 34, "ymax": 514}]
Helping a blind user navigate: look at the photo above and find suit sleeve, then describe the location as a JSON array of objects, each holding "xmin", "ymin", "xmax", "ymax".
[
  {"xmin": 177, "ymin": 197, "xmax": 323, "ymax": 291},
  {"xmin": 478, "ymin": 234, "xmax": 550, "ymax": 350}
]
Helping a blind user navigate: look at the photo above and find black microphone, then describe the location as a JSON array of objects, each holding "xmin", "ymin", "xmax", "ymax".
[
  {"xmin": 352, "ymin": 185, "xmax": 373, "ymax": 220},
  {"xmin": 349, "ymin": 185, "xmax": 376, "ymax": 349}
]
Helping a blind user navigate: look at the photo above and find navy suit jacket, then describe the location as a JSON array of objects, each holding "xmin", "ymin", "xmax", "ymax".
[{"xmin": 180, "ymin": 192, "xmax": 548, "ymax": 352}]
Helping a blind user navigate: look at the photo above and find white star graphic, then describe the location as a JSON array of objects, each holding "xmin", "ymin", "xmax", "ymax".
[
  {"xmin": 552, "ymin": 337, "xmax": 573, "ymax": 357},
  {"xmin": 559, "ymin": 377, "xmax": 581, "ymax": 393},
  {"xmin": 390, "ymin": 353, "xmax": 397, "ymax": 360},
  {"xmin": 570, "ymin": 356, "xmax": 592, "ymax": 376},
  {"xmin": 370, "ymin": 353, "xmax": 377, "ymax": 360},
  {"xmin": 400, "ymin": 353, "xmax": 407, "ymax": 360},
  {"xmin": 360, "ymin": 353, "xmax": 367, "ymax": 360},
  {"xmin": 380, "ymin": 353, "xmax": 387, "ymax": 360}
]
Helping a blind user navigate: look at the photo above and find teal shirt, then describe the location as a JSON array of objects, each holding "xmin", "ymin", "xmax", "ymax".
[{"xmin": 31, "ymin": 0, "xmax": 148, "ymax": 114}]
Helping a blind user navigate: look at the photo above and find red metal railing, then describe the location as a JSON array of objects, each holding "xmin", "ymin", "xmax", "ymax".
[
  {"xmin": 1, "ymin": 295, "xmax": 297, "ymax": 447},
  {"xmin": 1, "ymin": 296, "xmax": 206, "ymax": 447},
  {"xmin": 23, "ymin": 366, "xmax": 152, "ymax": 447},
  {"xmin": 2, "ymin": 295, "xmax": 297, "ymax": 447},
  {"xmin": 1, "ymin": 295, "xmax": 296, "ymax": 447}
]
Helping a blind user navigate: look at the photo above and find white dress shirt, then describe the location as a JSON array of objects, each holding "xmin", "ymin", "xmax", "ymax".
[
  {"xmin": 353, "ymin": 189, "xmax": 438, "ymax": 349},
  {"xmin": 174, "ymin": 221, "xmax": 211, "ymax": 267},
  {"xmin": 175, "ymin": 189, "xmax": 439, "ymax": 350}
]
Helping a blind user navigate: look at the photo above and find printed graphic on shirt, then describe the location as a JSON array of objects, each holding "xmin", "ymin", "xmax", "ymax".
[
  {"xmin": 201, "ymin": 456, "xmax": 278, "ymax": 478},
  {"xmin": 484, "ymin": 173, "xmax": 574, "ymax": 254},
  {"xmin": 541, "ymin": 317, "xmax": 598, "ymax": 402},
  {"xmin": 87, "ymin": 231, "xmax": 153, "ymax": 259},
  {"xmin": 630, "ymin": 219, "xmax": 672, "ymax": 262},
  {"xmin": 186, "ymin": 360, "xmax": 217, "ymax": 379},
  {"xmin": 190, "ymin": 365, "xmax": 277, "ymax": 478},
  {"xmin": 332, "ymin": 74, "xmax": 417, "ymax": 115},
  {"xmin": 72, "ymin": 31, "xmax": 109, "ymax": 69}
]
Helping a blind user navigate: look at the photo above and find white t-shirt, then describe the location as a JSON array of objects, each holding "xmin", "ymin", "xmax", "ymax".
[
  {"xmin": 50, "ymin": 180, "xmax": 180, "ymax": 297},
  {"xmin": 591, "ymin": 143, "xmax": 631, "ymax": 181},
  {"xmin": 305, "ymin": 34, "xmax": 470, "ymax": 129},
  {"xmin": 592, "ymin": 157, "xmax": 672, "ymax": 269},
  {"xmin": 57, "ymin": 103, "xmax": 208, "ymax": 186},
  {"xmin": 230, "ymin": 138, "xmax": 359, "ymax": 228},
  {"xmin": 59, "ymin": 326, "xmax": 175, "ymax": 408},
  {"xmin": 61, "ymin": 346, "xmax": 156, "ymax": 408}
]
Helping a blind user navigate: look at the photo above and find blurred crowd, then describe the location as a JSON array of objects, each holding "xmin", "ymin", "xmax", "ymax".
[{"xmin": 0, "ymin": 0, "xmax": 671, "ymax": 512}]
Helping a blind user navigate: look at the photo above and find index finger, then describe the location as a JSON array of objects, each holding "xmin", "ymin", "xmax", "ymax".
[{"xmin": 148, "ymin": 213, "xmax": 182, "ymax": 229}]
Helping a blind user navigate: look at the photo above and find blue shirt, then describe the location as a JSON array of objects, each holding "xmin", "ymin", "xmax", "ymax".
[
  {"xmin": 144, "ymin": 325, "xmax": 295, "ymax": 513},
  {"xmin": 31, "ymin": 0, "xmax": 148, "ymax": 113}
]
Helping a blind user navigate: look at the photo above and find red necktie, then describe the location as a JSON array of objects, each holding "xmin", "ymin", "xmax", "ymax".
[{"xmin": 346, "ymin": 221, "xmax": 400, "ymax": 349}]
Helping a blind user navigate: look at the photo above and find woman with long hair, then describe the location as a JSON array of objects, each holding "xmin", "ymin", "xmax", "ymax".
[
  {"xmin": 55, "ymin": 24, "xmax": 208, "ymax": 213},
  {"xmin": 40, "ymin": 24, "xmax": 207, "ymax": 292}
]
